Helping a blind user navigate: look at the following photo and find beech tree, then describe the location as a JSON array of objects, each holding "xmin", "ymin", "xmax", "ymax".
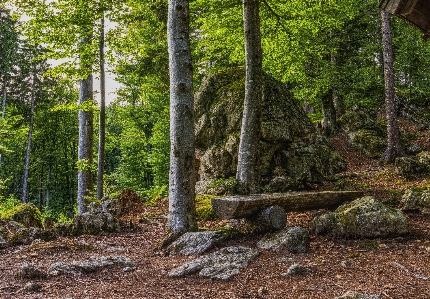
[
  {"xmin": 236, "ymin": 0, "xmax": 263, "ymax": 194},
  {"xmin": 166, "ymin": 0, "xmax": 197, "ymax": 234},
  {"xmin": 380, "ymin": 10, "xmax": 405, "ymax": 163}
]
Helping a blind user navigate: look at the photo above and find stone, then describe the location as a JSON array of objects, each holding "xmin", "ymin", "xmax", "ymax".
[
  {"xmin": 194, "ymin": 68, "xmax": 345, "ymax": 194},
  {"xmin": 282, "ymin": 264, "xmax": 311, "ymax": 276},
  {"xmin": 337, "ymin": 110, "xmax": 378, "ymax": 133},
  {"xmin": 1, "ymin": 203, "xmax": 43, "ymax": 228},
  {"xmin": 401, "ymin": 189, "xmax": 430, "ymax": 214},
  {"xmin": 395, "ymin": 155, "xmax": 429, "ymax": 180},
  {"xmin": 49, "ymin": 255, "xmax": 135, "ymax": 275},
  {"xmin": 334, "ymin": 291, "xmax": 381, "ymax": 299},
  {"xmin": 312, "ymin": 196, "xmax": 409, "ymax": 238},
  {"xmin": 169, "ymin": 246, "xmax": 259, "ymax": 280},
  {"xmin": 16, "ymin": 263, "xmax": 47, "ymax": 280},
  {"xmin": 348, "ymin": 129, "xmax": 386, "ymax": 158},
  {"xmin": 71, "ymin": 211, "xmax": 119, "ymax": 236},
  {"xmin": 164, "ymin": 231, "xmax": 227, "ymax": 256},
  {"xmin": 257, "ymin": 226, "xmax": 310, "ymax": 253},
  {"xmin": 8, "ymin": 227, "xmax": 56, "ymax": 246},
  {"xmin": 22, "ymin": 282, "xmax": 43, "ymax": 293}
]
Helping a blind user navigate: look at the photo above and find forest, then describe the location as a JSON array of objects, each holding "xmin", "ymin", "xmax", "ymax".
[
  {"xmin": 1, "ymin": 0, "xmax": 429, "ymax": 221},
  {"xmin": 1, "ymin": 0, "xmax": 430, "ymax": 297}
]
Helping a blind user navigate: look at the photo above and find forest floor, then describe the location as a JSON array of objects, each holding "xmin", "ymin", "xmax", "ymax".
[{"xmin": 1, "ymin": 120, "xmax": 430, "ymax": 299}]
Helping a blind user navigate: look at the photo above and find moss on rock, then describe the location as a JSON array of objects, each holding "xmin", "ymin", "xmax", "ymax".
[
  {"xmin": 312, "ymin": 196, "xmax": 409, "ymax": 238},
  {"xmin": 196, "ymin": 195, "xmax": 219, "ymax": 221},
  {"xmin": 348, "ymin": 129, "xmax": 387, "ymax": 158},
  {"xmin": 1, "ymin": 203, "xmax": 43, "ymax": 229}
]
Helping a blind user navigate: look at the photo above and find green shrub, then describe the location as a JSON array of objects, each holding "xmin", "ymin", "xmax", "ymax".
[{"xmin": 2, "ymin": 203, "xmax": 43, "ymax": 228}]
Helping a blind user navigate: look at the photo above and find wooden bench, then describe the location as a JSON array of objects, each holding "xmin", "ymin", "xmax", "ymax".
[{"xmin": 211, "ymin": 191, "xmax": 364, "ymax": 232}]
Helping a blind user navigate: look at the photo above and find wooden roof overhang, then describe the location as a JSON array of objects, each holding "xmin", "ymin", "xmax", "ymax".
[{"xmin": 380, "ymin": 0, "xmax": 430, "ymax": 40}]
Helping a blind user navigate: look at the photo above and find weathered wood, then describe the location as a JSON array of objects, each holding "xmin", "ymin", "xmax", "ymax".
[
  {"xmin": 211, "ymin": 191, "xmax": 364, "ymax": 219},
  {"xmin": 231, "ymin": 205, "xmax": 286, "ymax": 234}
]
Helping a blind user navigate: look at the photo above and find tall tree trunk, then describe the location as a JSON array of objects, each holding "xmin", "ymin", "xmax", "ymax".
[
  {"xmin": 0, "ymin": 81, "xmax": 6, "ymax": 164},
  {"xmin": 45, "ymin": 166, "xmax": 51, "ymax": 208},
  {"xmin": 380, "ymin": 10, "xmax": 405, "ymax": 163},
  {"xmin": 236, "ymin": 0, "xmax": 262, "ymax": 194},
  {"xmin": 22, "ymin": 92, "xmax": 36, "ymax": 203},
  {"xmin": 77, "ymin": 71, "xmax": 94, "ymax": 215},
  {"xmin": 166, "ymin": 0, "xmax": 197, "ymax": 234},
  {"xmin": 97, "ymin": 14, "xmax": 106, "ymax": 200},
  {"xmin": 38, "ymin": 166, "xmax": 43, "ymax": 209},
  {"xmin": 321, "ymin": 91, "xmax": 337, "ymax": 136}
]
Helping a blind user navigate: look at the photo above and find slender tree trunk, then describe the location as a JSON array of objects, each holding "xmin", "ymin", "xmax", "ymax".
[
  {"xmin": 1, "ymin": 81, "xmax": 5, "ymax": 119},
  {"xmin": 45, "ymin": 166, "xmax": 51, "ymax": 208},
  {"xmin": 97, "ymin": 14, "xmax": 106, "ymax": 200},
  {"xmin": 0, "ymin": 80, "xmax": 6, "ymax": 164},
  {"xmin": 38, "ymin": 166, "xmax": 43, "ymax": 209},
  {"xmin": 166, "ymin": 0, "xmax": 197, "ymax": 234},
  {"xmin": 331, "ymin": 52, "xmax": 344, "ymax": 118},
  {"xmin": 77, "ymin": 71, "xmax": 94, "ymax": 215},
  {"xmin": 321, "ymin": 91, "xmax": 337, "ymax": 136},
  {"xmin": 22, "ymin": 93, "xmax": 36, "ymax": 203},
  {"xmin": 236, "ymin": 0, "xmax": 262, "ymax": 194},
  {"xmin": 380, "ymin": 11, "xmax": 405, "ymax": 163}
]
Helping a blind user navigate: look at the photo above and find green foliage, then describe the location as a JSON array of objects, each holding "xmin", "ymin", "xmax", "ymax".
[
  {"xmin": 195, "ymin": 195, "xmax": 219, "ymax": 221},
  {"xmin": 0, "ymin": 195, "xmax": 20, "ymax": 216}
]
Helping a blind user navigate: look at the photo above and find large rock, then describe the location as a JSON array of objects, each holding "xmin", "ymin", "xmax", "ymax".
[
  {"xmin": 257, "ymin": 226, "xmax": 310, "ymax": 253},
  {"xmin": 8, "ymin": 227, "xmax": 56, "ymax": 246},
  {"xmin": 71, "ymin": 211, "xmax": 119, "ymax": 236},
  {"xmin": 1, "ymin": 203, "xmax": 43, "ymax": 228},
  {"xmin": 348, "ymin": 129, "xmax": 386, "ymax": 158},
  {"xmin": 164, "ymin": 231, "xmax": 227, "ymax": 256},
  {"xmin": 169, "ymin": 246, "xmax": 259, "ymax": 280},
  {"xmin": 312, "ymin": 196, "xmax": 409, "ymax": 238},
  {"xmin": 194, "ymin": 68, "xmax": 345, "ymax": 194},
  {"xmin": 401, "ymin": 189, "xmax": 430, "ymax": 214}
]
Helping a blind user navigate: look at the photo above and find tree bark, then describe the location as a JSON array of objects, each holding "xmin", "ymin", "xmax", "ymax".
[
  {"xmin": 167, "ymin": 0, "xmax": 197, "ymax": 234},
  {"xmin": 321, "ymin": 91, "xmax": 337, "ymax": 136},
  {"xmin": 97, "ymin": 14, "xmax": 106, "ymax": 201},
  {"xmin": 77, "ymin": 71, "xmax": 94, "ymax": 215},
  {"xmin": 45, "ymin": 166, "xmax": 51, "ymax": 208},
  {"xmin": 331, "ymin": 52, "xmax": 344, "ymax": 118},
  {"xmin": 212, "ymin": 191, "xmax": 364, "ymax": 219},
  {"xmin": 22, "ymin": 93, "xmax": 36, "ymax": 203},
  {"xmin": 0, "ymin": 81, "xmax": 6, "ymax": 164},
  {"xmin": 380, "ymin": 11, "xmax": 405, "ymax": 163},
  {"xmin": 236, "ymin": 0, "xmax": 263, "ymax": 194}
]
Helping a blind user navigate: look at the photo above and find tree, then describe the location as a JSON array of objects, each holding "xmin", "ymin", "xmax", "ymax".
[
  {"xmin": 236, "ymin": 0, "xmax": 262, "ymax": 194},
  {"xmin": 380, "ymin": 10, "xmax": 405, "ymax": 163},
  {"xmin": 96, "ymin": 14, "xmax": 106, "ymax": 200},
  {"xmin": 166, "ymin": 0, "xmax": 197, "ymax": 234}
]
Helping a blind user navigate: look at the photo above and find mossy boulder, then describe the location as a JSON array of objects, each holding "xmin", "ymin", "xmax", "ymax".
[
  {"xmin": 401, "ymin": 188, "xmax": 430, "ymax": 214},
  {"xmin": 8, "ymin": 227, "xmax": 56, "ymax": 246},
  {"xmin": 1, "ymin": 203, "xmax": 43, "ymax": 228},
  {"xmin": 348, "ymin": 129, "xmax": 387, "ymax": 158},
  {"xmin": 312, "ymin": 196, "xmax": 409, "ymax": 238},
  {"xmin": 338, "ymin": 110, "xmax": 378, "ymax": 133},
  {"xmin": 194, "ymin": 68, "xmax": 345, "ymax": 194},
  {"xmin": 395, "ymin": 154, "xmax": 430, "ymax": 180},
  {"xmin": 71, "ymin": 212, "xmax": 119, "ymax": 236}
]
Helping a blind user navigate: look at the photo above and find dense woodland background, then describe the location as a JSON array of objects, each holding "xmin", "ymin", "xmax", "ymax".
[{"xmin": 1, "ymin": 0, "xmax": 430, "ymax": 222}]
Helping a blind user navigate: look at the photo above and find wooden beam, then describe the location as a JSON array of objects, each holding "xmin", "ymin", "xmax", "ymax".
[{"xmin": 211, "ymin": 191, "xmax": 364, "ymax": 219}]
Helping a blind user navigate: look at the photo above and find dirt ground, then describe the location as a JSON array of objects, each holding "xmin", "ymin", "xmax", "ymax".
[{"xmin": 1, "ymin": 127, "xmax": 430, "ymax": 299}]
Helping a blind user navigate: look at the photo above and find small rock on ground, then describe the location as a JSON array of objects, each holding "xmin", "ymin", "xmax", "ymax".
[
  {"xmin": 49, "ymin": 255, "xmax": 135, "ymax": 275},
  {"xmin": 169, "ymin": 246, "xmax": 259, "ymax": 280},
  {"xmin": 282, "ymin": 264, "xmax": 310, "ymax": 276},
  {"xmin": 334, "ymin": 291, "xmax": 381, "ymax": 299},
  {"xmin": 16, "ymin": 263, "xmax": 47, "ymax": 280},
  {"xmin": 257, "ymin": 226, "xmax": 310, "ymax": 253},
  {"xmin": 164, "ymin": 231, "xmax": 227, "ymax": 256}
]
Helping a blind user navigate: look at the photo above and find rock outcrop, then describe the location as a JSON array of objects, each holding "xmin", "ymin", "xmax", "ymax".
[
  {"xmin": 1, "ymin": 203, "xmax": 43, "ymax": 228},
  {"xmin": 194, "ymin": 68, "xmax": 345, "ymax": 194},
  {"xmin": 395, "ymin": 151, "xmax": 430, "ymax": 180},
  {"xmin": 312, "ymin": 196, "xmax": 409, "ymax": 238}
]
